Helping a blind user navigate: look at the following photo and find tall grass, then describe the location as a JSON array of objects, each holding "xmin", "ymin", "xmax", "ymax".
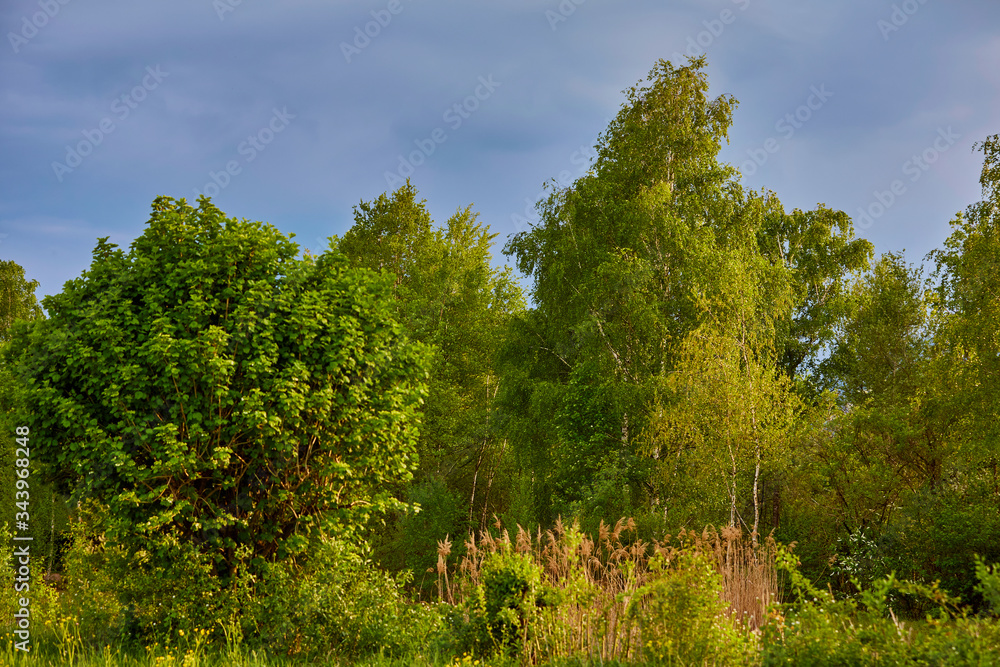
[{"xmin": 436, "ymin": 518, "xmax": 777, "ymax": 664}]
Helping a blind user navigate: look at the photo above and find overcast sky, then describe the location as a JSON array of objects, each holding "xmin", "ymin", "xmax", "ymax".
[{"xmin": 2, "ymin": 0, "xmax": 998, "ymax": 302}]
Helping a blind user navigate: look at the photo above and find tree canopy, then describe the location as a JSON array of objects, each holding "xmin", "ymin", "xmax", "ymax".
[
  {"xmin": 498, "ymin": 57, "xmax": 871, "ymax": 531},
  {"xmin": 336, "ymin": 182, "xmax": 524, "ymax": 576}
]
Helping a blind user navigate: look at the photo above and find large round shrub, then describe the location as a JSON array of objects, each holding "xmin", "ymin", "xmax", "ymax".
[{"xmin": 5, "ymin": 196, "xmax": 430, "ymax": 577}]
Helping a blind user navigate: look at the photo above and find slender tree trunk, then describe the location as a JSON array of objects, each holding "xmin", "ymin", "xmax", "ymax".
[
  {"xmin": 729, "ymin": 448, "xmax": 738, "ymax": 528},
  {"xmin": 744, "ymin": 331, "xmax": 761, "ymax": 545},
  {"xmin": 752, "ymin": 447, "xmax": 761, "ymax": 546},
  {"xmin": 480, "ymin": 438, "xmax": 507, "ymax": 532},
  {"xmin": 468, "ymin": 447, "xmax": 483, "ymax": 528},
  {"xmin": 473, "ymin": 378, "xmax": 501, "ymax": 530},
  {"xmin": 992, "ymin": 458, "xmax": 998, "ymax": 497},
  {"xmin": 47, "ymin": 489, "xmax": 56, "ymax": 576},
  {"xmin": 772, "ymin": 482, "xmax": 781, "ymax": 531}
]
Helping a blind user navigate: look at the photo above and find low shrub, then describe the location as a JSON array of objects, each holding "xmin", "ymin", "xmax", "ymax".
[
  {"xmin": 17, "ymin": 499, "xmax": 244, "ymax": 649},
  {"xmin": 763, "ymin": 548, "xmax": 1000, "ymax": 666},
  {"xmin": 476, "ymin": 549, "xmax": 543, "ymax": 657},
  {"xmin": 248, "ymin": 530, "xmax": 443, "ymax": 660},
  {"xmin": 974, "ymin": 556, "xmax": 1000, "ymax": 615},
  {"xmin": 628, "ymin": 552, "xmax": 753, "ymax": 666}
]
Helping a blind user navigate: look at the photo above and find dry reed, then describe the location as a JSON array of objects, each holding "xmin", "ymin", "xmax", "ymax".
[{"xmin": 436, "ymin": 517, "xmax": 779, "ymax": 664}]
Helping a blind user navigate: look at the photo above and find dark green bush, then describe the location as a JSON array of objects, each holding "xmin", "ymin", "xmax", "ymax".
[
  {"xmin": 49, "ymin": 499, "xmax": 246, "ymax": 647},
  {"xmin": 888, "ymin": 483, "xmax": 1000, "ymax": 609},
  {"xmin": 376, "ymin": 475, "xmax": 465, "ymax": 596}
]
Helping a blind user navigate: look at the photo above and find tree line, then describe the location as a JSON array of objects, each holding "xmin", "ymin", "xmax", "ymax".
[{"xmin": 1, "ymin": 57, "xmax": 998, "ymax": 642}]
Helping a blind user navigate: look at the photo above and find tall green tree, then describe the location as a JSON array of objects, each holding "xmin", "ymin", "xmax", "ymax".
[
  {"xmin": 501, "ymin": 57, "xmax": 746, "ymax": 527},
  {"xmin": 932, "ymin": 133, "xmax": 1000, "ymax": 456},
  {"xmin": 890, "ymin": 134, "xmax": 1000, "ymax": 601},
  {"xmin": 335, "ymin": 183, "xmax": 523, "ymax": 576},
  {"xmin": 816, "ymin": 133, "xmax": 1000, "ymax": 550},
  {"xmin": 4, "ymin": 196, "xmax": 430, "ymax": 578},
  {"xmin": 0, "ymin": 259, "xmax": 43, "ymax": 341},
  {"xmin": 812, "ymin": 214, "xmax": 999, "ymax": 601},
  {"xmin": 818, "ymin": 254, "xmax": 954, "ymax": 531},
  {"xmin": 0, "ymin": 260, "xmax": 67, "ymax": 579},
  {"xmin": 499, "ymin": 57, "xmax": 868, "ymax": 530}
]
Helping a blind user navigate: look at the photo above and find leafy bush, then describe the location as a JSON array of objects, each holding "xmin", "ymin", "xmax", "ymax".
[
  {"xmin": 764, "ymin": 548, "xmax": 1000, "ymax": 666},
  {"xmin": 629, "ymin": 552, "xmax": 752, "ymax": 666},
  {"xmin": 975, "ymin": 556, "xmax": 1000, "ymax": 615},
  {"xmin": 4, "ymin": 195, "xmax": 430, "ymax": 581},
  {"xmin": 56, "ymin": 499, "xmax": 246, "ymax": 646},
  {"xmin": 894, "ymin": 485, "xmax": 1000, "ymax": 607},
  {"xmin": 830, "ymin": 526, "xmax": 896, "ymax": 598},
  {"xmin": 470, "ymin": 549, "xmax": 543, "ymax": 658},
  {"xmin": 483, "ymin": 550, "xmax": 542, "ymax": 648},
  {"xmin": 249, "ymin": 531, "xmax": 442, "ymax": 660}
]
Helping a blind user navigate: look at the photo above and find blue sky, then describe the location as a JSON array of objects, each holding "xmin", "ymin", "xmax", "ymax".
[{"xmin": 2, "ymin": 0, "xmax": 998, "ymax": 302}]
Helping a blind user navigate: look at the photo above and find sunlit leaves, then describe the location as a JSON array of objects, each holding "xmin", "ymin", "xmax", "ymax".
[{"xmin": 3, "ymin": 195, "xmax": 430, "ymax": 576}]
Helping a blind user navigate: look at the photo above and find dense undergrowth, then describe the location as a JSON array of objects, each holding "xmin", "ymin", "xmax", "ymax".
[{"xmin": 1, "ymin": 515, "xmax": 999, "ymax": 666}]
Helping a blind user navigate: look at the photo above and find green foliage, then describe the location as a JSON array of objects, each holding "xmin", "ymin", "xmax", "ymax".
[
  {"xmin": 498, "ymin": 57, "xmax": 868, "ymax": 533},
  {"xmin": 250, "ymin": 533, "xmax": 443, "ymax": 659},
  {"xmin": 0, "ymin": 522, "xmax": 18, "ymax": 623},
  {"xmin": 628, "ymin": 553, "xmax": 751, "ymax": 666},
  {"xmin": 812, "ymin": 246, "xmax": 1000, "ymax": 604},
  {"xmin": 830, "ymin": 527, "xmax": 894, "ymax": 596},
  {"xmin": 337, "ymin": 182, "xmax": 523, "ymax": 540},
  {"xmin": 647, "ymin": 322, "xmax": 809, "ymax": 534},
  {"xmin": 820, "ymin": 253, "xmax": 933, "ymax": 405},
  {"xmin": 889, "ymin": 485, "xmax": 1000, "ymax": 608},
  {"xmin": 472, "ymin": 550, "xmax": 543, "ymax": 657},
  {"xmin": 757, "ymin": 205, "xmax": 873, "ymax": 380},
  {"xmin": 974, "ymin": 557, "xmax": 1000, "ymax": 615},
  {"xmin": 11, "ymin": 497, "xmax": 445, "ymax": 662},
  {"xmin": 55, "ymin": 498, "xmax": 247, "ymax": 645},
  {"xmin": 7, "ymin": 63, "xmax": 1000, "ymax": 667},
  {"xmin": 0, "ymin": 258, "xmax": 43, "ymax": 343},
  {"xmin": 113, "ymin": 532, "xmax": 241, "ymax": 642},
  {"xmin": 765, "ymin": 550, "xmax": 1000, "ymax": 666},
  {"xmin": 4, "ymin": 196, "xmax": 430, "ymax": 579},
  {"xmin": 0, "ymin": 416, "xmax": 72, "ymax": 586},
  {"xmin": 0, "ymin": 260, "xmax": 69, "ymax": 580},
  {"xmin": 933, "ymin": 136, "xmax": 1000, "ymax": 393},
  {"xmin": 500, "ymin": 57, "xmax": 744, "ymax": 527},
  {"xmin": 60, "ymin": 503, "xmax": 128, "ymax": 646},
  {"xmin": 380, "ymin": 475, "xmax": 464, "ymax": 593}
]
